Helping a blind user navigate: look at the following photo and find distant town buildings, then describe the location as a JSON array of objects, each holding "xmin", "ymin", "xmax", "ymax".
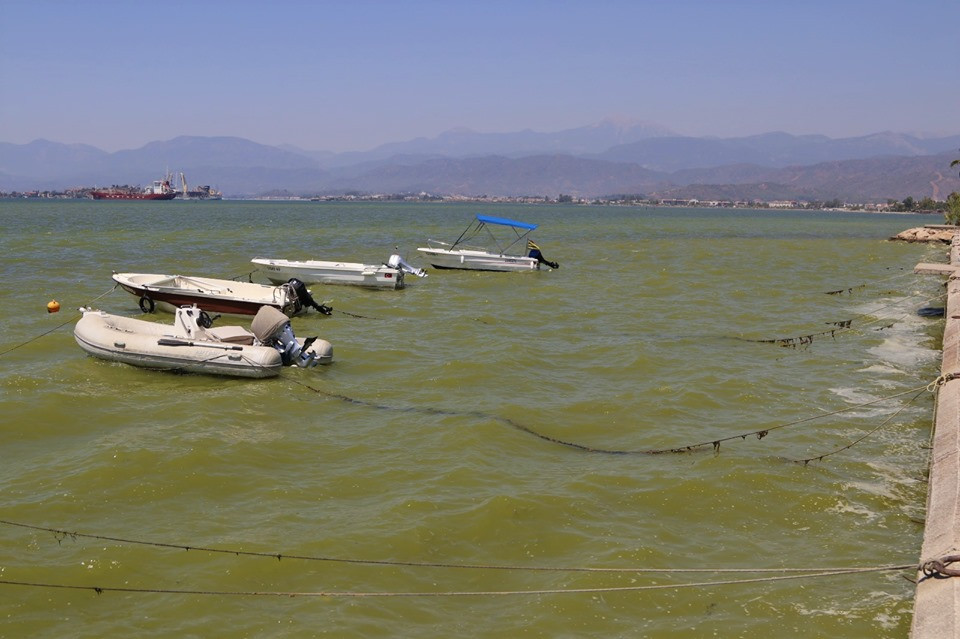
[{"xmin": 0, "ymin": 189, "xmax": 923, "ymax": 213}]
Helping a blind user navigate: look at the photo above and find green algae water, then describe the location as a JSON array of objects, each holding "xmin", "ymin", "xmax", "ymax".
[{"xmin": 0, "ymin": 200, "xmax": 947, "ymax": 637}]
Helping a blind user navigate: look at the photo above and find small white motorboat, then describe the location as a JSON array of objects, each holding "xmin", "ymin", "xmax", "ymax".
[
  {"xmin": 417, "ymin": 215, "xmax": 559, "ymax": 272},
  {"xmin": 251, "ymin": 253, "xmax": 427, "ymax": 290},
  {"xmin": 74, "ymin": 304, "xmax": 333, "ymax": 378},
  {"xmin": 113, "ymin": 272, "xmax": 331, "ymax": 316}
]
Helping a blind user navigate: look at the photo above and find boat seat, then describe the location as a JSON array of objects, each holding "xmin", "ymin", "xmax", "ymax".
[{"xmin": 207, "ymin": 325, "xmax": 256, "ymax": 345}]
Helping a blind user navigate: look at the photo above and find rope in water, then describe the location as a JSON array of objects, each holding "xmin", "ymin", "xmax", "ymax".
[
  {"xmin": 287, "ymin": 377, "xmax": 939, "ymax": 456},
  {"xmin": 334, "ymin": 309, "xmax": 383, "ymax": 320},
  {"xmin": 0, "ymin": 313, "xmax": 81, "ymax": 357},
  {"xmin": 0, "ymin": 284, "xmax": 117, "ymax": 357},
  {"xmin": 822, "ymin": 266, "xmax": 914, "ymax": 295},
  {"xmin": 1, "ymin": 519, "xmax": 908, "ymax": 575},
  {"xmin": 744, "ymin": 290, "xmax": 945, "ymax": 347},
  {"xmin": 791, "ymin": 387, "xmax": 928, "ymax": 464},
  {"xmin": 227, "ymin": 268, "xmax": 259, "ymax": 282},
  {"xmin": 0, "ymin": 565, "xmax": 915, "ymax": 598}
]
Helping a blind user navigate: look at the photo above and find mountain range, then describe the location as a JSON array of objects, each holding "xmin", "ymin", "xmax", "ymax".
[{"xmin": 1, "ymin": 118, "xmax": 958, "ymax": 202}]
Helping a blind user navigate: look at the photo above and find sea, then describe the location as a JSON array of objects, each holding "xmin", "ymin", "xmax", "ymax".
[{"xmin": 0, "ymin": 199, "xmax": 949, "ymax": 637}]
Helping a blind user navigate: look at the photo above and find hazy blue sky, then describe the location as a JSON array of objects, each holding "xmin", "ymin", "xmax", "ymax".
[{"xmin": 1, "ymin": 0, "xmax": 957, "ymax": 152}]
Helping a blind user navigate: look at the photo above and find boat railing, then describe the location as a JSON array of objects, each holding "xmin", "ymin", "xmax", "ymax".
[{"xmin": 426, "ymin": 239, "xmax": 490, "ymax": 252}]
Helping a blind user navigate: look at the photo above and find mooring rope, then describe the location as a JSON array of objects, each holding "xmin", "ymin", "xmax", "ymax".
[
  {"xmin": 334, "ymin": 309, "xmax": 384, "ymax": 320},
  {"xmin": 921, "ymin": 555, "xmax": 960, "ymax": 578},
  {"xmin": 0, "ymin": 284, "xmax": 118, "ymax": 358},
  {"xmin": 745, "ymin": 290, "xmax": 945, "ymax": 348},
  {"xmin": 822, "ymin": 267, "xmax": 914, "ymax": 295},
  {"xmin": 0, "ymin": 566, "xmax": 914, "ymax": 599},
  {"xmin": 0, "ymin": 519, "xmax": 909, "ymax": 575},
  {"xmin": 0, "ymin": 313, "xmax": 81, "ymax": 357},
  {"xmin": 227, "ymin": 269, "xmax": 259, "ymax": 282},
  {"xmin": 87, "ymin": 284, "xmax": 119, "ymax": 305},
  {"xmin": 791, "ymin": 387, "xmax": 928, "ymax": 465},
  {"xmin": 925, "ymin": 373, "xmax": 945, "ymax": 453},
  {"xmin": 824, "ymin": 283, "xmax": 868, "ymax": 296},
  {"xmin": 287, "ymin": 378, "xmax": 936, "ymax": 457}
]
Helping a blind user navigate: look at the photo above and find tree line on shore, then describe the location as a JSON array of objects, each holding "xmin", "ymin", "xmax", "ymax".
[
  {"xmin": 888, "ymin": 194, "xmax": 960, "ymax": 216},
  {"xmin": 950, "ymin": 158, "xmax": 960, "ymax": 224}
]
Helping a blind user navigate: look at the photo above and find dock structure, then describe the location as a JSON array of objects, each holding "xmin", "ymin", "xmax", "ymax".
[
  {"xmin": 915, "ymin": 263, "xmax": 959, "ymax": 276},
  {"xmin": 913, "ymin": 232, "xmax": 960, "ymax": 637}
]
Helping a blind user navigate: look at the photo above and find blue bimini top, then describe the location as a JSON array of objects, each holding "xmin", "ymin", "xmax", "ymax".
[{"xmin": 475, "ymin": 214, "xmax": 538, "ymax": 231}]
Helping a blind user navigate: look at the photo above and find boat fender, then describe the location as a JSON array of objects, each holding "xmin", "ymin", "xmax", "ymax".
[
  {"xmin": 139, "ymin": 295, "xmax": 155, "ymax": 313},
  {"xmin": 917, "ymin": 306, "xmax": 945, "ymax": 317}
]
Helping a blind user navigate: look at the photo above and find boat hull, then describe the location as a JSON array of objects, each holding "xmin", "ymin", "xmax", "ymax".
[
  {"xmin": 113, "ymin": 273, "xmax": 301, "ymax": 316},
  {"xmin": 74, "ymin": 310, "xmax": 283, "ymax": 378},
  {"xmin": 416, "ymin": 248, "xmax": 540, "ymax": 272},
  {"xmin": 251, "ymin": 258, "xmax": 405, "ymax": 289},
  {"xmin": 90, "ymin": 191, "xmax": 177, "ymax": 200}
]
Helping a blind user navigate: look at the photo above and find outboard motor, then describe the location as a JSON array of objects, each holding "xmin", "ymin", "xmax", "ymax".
[
  {"xmin": 387, "ymin": 253, "xmax": 428, "ymax": 278},
  {"xmin": 251, "ymin": 305, "xmax": 325, "ymax": 367},
  {"xmin": 286, "ymin": 278, "xmax": 332, "ymax": 315},
  {"xmin": 526, "ymin": 240, "xmax": 559, "ymax": 269}
]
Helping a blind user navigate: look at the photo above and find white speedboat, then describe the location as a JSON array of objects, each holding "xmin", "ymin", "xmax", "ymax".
[
  {"xmin": 417, "ymin": 215, "xmax": 559, "ymax": 272},
  {"xmin": 112, "ymin": 272, "xmax": 331, "ymax": 316},
  {"xmin": 74, "ymin": 304, "xmax": 333, "ymax": 378},
  {"xmin": 251, "ymin": 254, "xmax": 427, "ymax": 290}
]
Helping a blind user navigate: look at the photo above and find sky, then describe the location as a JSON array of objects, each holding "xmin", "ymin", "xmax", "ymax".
[{"xmin": 1, "ymin": 0, "xmax": 958, "ymax": 153}]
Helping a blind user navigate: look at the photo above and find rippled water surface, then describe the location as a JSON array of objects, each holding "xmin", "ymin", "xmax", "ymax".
[{"xmin": 0, "ymin": 200, "xmax": 948, "ymax": 636}]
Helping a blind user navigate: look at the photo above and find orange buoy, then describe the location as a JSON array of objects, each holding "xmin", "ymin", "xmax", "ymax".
[{"xmin": 47, "ymin": 300, "xmax": 60, "ymax": 313}]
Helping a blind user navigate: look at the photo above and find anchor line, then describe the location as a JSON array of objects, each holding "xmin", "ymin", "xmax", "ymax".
[
  {"xmin": 286, "ymin": 378, "xmax": 935, "ymax": 457},
  {"xmin": 0, "ymin": 284, "xmax": 118, "ymax": 358},
  {"xmin": 0, "ymin": 565, "xmax": 915, "ymax": 598},
  {"xmin": 228, "ymin": 269, "xmax": 259, "ymax": 282},
  {"xmin": 0, "ymin": 518, "xmax": 917, "ymax": 576},
  {"xmin": 745, "ymin": 290, "xmax": 945, "ymax": 348},
  {"xmin": 822, "ymin": 267, "xmax": 915, "ymax": 295},
  {"xmin": 791, "ymin": 387, "xmax": 928, "ymax": 465}
]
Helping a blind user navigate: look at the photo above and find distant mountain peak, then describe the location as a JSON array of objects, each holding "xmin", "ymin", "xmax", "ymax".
[{"xmin": 3, "ymin": 126, "xmax": 959, "ymax": 201}]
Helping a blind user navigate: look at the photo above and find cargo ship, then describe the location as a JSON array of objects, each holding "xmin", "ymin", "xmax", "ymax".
[{"xmin": 89, "ymin": 174, "xmax": 177, "ymax": 200}]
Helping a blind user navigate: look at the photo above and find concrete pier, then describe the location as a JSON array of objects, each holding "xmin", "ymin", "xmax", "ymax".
[
  {"xmin": 915, "ymin": 263, "xmax": 959, "ymax": 276},
  {"xmin": 912, "ymin": 233, "xmax": 960, "ymax": 638}
]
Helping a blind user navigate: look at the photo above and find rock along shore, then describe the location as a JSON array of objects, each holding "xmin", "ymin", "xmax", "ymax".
[{"xmin": 891, "ymin": 225, "xmax": 958, "ymax": 243}]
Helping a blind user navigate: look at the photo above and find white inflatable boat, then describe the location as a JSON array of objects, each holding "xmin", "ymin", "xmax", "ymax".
[{"xmin": 74, "ymin": 304, "xmax": 333, "ymax": 378}]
